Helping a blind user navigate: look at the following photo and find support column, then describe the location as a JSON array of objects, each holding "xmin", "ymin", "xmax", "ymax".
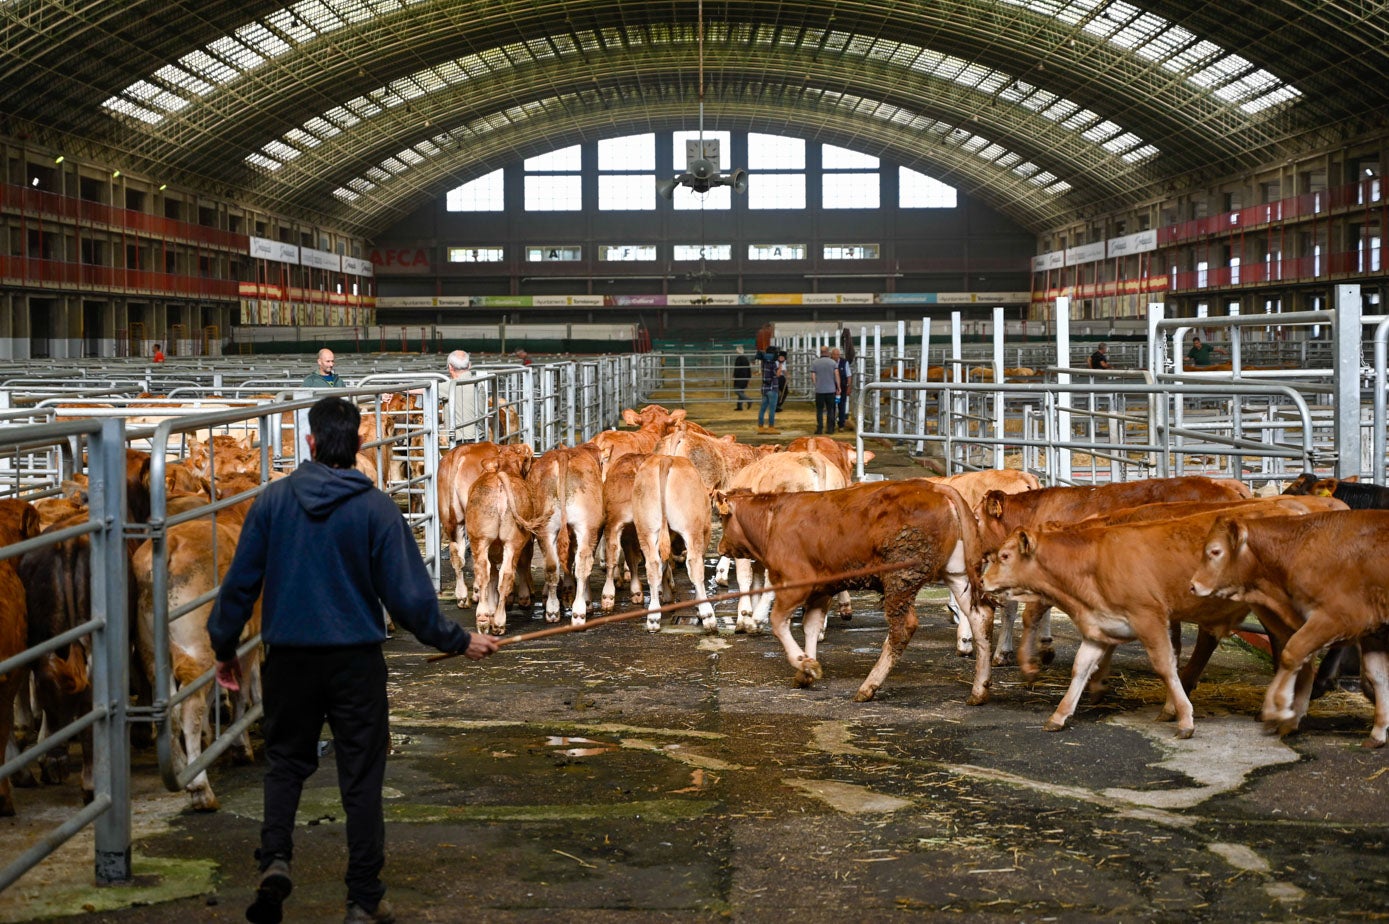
[{"xmin": 1333, "ymin": 284, "xmax": 1363, "ymax": 478}]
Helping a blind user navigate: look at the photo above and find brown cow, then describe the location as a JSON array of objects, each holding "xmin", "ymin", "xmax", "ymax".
[
  {"xmin": 465, "ymin": 459, "xmax": 536, "ymax": 636},
  {"xmin": 784, "ymin": 436, "xmax": 874, "ymax": 482},
  {"xmin": 17, "ymin": 450, "xmax": 152, "ymax": 802},
  {"xmin": 438, "ymin": 442, "xmax": 535, "ymax": 608},
  {"xmin": 0, "ymin": 499, "xmax": 41, "ymax": 816},
  {"xmin": 186, "ymin": 434, "xmax": 260, "ymax": 480},
  {"xmin": 588, "ymin": 405, "xmax": 709, "ymax": 472},
  {"xmin": 598, "ymin": 452, "xmax": 650, "ymax": 613},
  {"xmin": 633, "ymin": 455, "xmax": 717, "ymax": 632},
  {"xmin": 655, "ymin": 422, "xmax": 772, "ymax": 491},
  {"xmin": 976, "ymin": 476, "xmax": 1248, "ymax": 673},
  {"xmin": 715, "ymin": 481, "xmax": 994, "ymax": 703},
  {"xmin": 1190, "ymin": 510, "xmax": 1389, "ymax": 747},
  {"xmin": 982, "ymin": 506, "xmax": 1316, "ymax": 738},
  {"xmin": 724, "ymin": 451, "xmax": 850, "ymax": 633},
  {"xmin": 920, "ymin": 468, "xmax": 1040, "ymax": 660},
  {"xmin": 132, "ymin": 512, "xmax": 260, "ymax": 811},
  {"xmin": 526, "ymin": 446, "xmax": 604, "ymax": 624}
]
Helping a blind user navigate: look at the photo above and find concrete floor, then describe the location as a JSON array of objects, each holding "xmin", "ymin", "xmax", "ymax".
[{"xmin": 1, "ymin": 409, "xmax": 1386, "ymax": 922}]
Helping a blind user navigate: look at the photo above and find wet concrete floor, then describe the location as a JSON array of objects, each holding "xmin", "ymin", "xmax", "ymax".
[
  {"xmin": 2, "ymin": 418, "xmax": 1387, "ymax": 922},
  {"xmin": 4, "ymin": 583, "xmax": 1387, "ymax": 924}
]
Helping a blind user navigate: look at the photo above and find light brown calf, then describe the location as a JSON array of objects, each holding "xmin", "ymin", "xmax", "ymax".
[{"xmin": 633, "ymin": 455, "xmax": 717, "ymax": 632}]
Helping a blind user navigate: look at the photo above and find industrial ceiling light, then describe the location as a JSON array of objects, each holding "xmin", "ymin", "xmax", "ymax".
[
  {"xmin": 657, "ymin": 0, "xmax": 747, "ymax": 201},
  {"xmin": 53, "ymin": 155, "xmax": 64, "ymax": 164}
]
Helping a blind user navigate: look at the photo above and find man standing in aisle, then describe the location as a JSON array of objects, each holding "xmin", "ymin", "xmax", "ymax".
[
  {"xmin": 756, "ymin": 344, "xmax": 781, "ymax": 434},
  {"xmin": 209, "ymin": 397, "xmax": 498, "ymax": 924},
  {"xmin": 445, "ymin": 349, "xmax": 482, "ymax": 444},
  {"xmin": 302, "ymin": 348, "xmax": 344, "ymax": 387},
  {"xmin": 811, "ymin": 346, "xmax": 841, "ymax": 435}
]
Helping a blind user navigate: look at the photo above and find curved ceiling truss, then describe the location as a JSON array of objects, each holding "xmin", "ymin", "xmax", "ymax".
[{"xmin": 3, "ymin": 0, "xmax": 1387, "ymax": 235}]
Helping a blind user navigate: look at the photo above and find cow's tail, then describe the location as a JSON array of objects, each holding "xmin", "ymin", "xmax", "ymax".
[
  {"xmin": 656, "ymin": 456, "xmax": 673, "ymax": 563},
  {"xmin": 503, "ymin": 471, "xmax": 530, "ymax": 530},
  {"xmin": 59, "ymin": 538, "xmax": 91, "ymax": 695},
  {"xmin": 937, "ymin": 483, "xmax": 985, "ymax": 612},
  {"xmin": 555, "ymin": 452, "xmax": 572, "ymax": 573}
]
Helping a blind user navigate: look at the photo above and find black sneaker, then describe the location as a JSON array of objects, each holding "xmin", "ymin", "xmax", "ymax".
[{"xmin": 246, "ymin": 859, "xmax": 292, "ymax": 924}]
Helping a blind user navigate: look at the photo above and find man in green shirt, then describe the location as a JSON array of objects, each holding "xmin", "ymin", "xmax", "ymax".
[
  {"xmin": 303, "ymin": 348, "xmax": 344, "ymax": 387},
  {"xmin": 1186, "ymin": 337, "xmax": 1226, "ymax": 367}
]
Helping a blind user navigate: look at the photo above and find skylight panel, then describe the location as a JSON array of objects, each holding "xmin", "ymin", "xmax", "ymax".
[
  {"xmin": 178, "ymin": 49, "xmax": 238, "ymax": 86},
  {"xmin": 347, "ymin": 177, "xmax": 377, "ymax": 192},
  {"xmin": 396, "ymin": 148, "xmax": 425, "ymax": 166},
  {"xmin": 365, "ymin": 167, "xmax": 392, "ymax": 183},
  {"xmin": 236, "ymin": 22, "xmax": 291, "ymax": 58},
  {"xmin": 1030, "ymin": 170, "xmax": 1058, "ymax": 186},
  {"xmin": 285, "ymin": 128, "xmax": 322, "ymax": 148},
  {"xmin": 337, "ymin": 0, "xmax": 377, "ymax": 26},
  {"xmin": 296, "ymin": 1, "xmax": 345, "ymax": 33},
  {"xmin": 1044, "ymin": 180, "xmax": 1072, "ymax": 195},
  {"xmin": 1101, "ymin": 130, "xmax": 1141, "ymax": 153},
  {"xmin": 1061, "ymin": 108, "xmax": 1100, "ymax": 131},
  {"xmin": 960, "ymin": 135, "xmax": 990, "ymax": 154},
  {"xmin": 332, "ymin": 187, "xmax": 360, "ymax": 203},
  {"xmin": 153, "ymin": 65, "xmax": 213, "ymax": 96},
  {"xmin": 380, "ymin": 156, "xmax": 408, "ymax": 173},
  {"xmin": 265, "ymin": 9, "xmax": 317, "ymax": 44},
  {"xmin": 125, "ymin": 80, "xmax": 190, "ymax": 113},
  {"xmin": 101, "ymin": 97, "xmax": 164, "ymax": 125},
  {"xmin": 996, "ymin": 151, "xmax": 1023, "ymax": 170},
  {"xmin": 207, "ymin": 36, "xmax": 263, "ymax": 71},
  {"xmin": 262, "ymin": 140, "xmax": 302, "ymax": 161},
  {"xmin": 416, "ymin": 138, "xmax": 441, "ymax": 156},
  {"xmin": 1121, "ymin": 143, "xmax": 1159, "ymax": 163},
  {"xmin": 323, "ymin": 107, "xmax": 360, "ymax": 129},
  {"xmin": 345, "ymin": 97, "xmax": 382, "ymax": 118},
  {"xmin": 1163, "ymin": 39, "xmax": 1221, "ymax": 75},
  {"xmin": 1012, "ymin": 161, "xmax": 1041, "ymax": 179},
  {"xmin": 1082, "ymin": 119, "xmax": 1122, "ymax": 143},
  {"xmin": 1037, "ymin": 98, "xmax": 1080, "ymax": 122},
  {"xmin": 1241, "ymin": 85, "xmax": 1301, "ymax": 115},
  {"xmin": 245, "ymin": 152, "xmax": 282, "ymax": 171},
  {"xmin": 978, "ymin": 142, "xmax": 1007, "ymax": 161}
]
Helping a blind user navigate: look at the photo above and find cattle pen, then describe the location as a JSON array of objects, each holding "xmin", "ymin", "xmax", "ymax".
[{"xmin": 0, "ymin": 324, "xmax": 1385, "ymax": 922}]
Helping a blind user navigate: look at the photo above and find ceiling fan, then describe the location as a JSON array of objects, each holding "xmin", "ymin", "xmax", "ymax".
[{"xmin": 657, "ymin": 0, "xmax": 748, "ymax": 200}]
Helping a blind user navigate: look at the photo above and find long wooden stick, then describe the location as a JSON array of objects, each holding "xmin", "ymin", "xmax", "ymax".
[{"xmin": 426, "ymin": 557, "xmax": 924, "ymax": 662}]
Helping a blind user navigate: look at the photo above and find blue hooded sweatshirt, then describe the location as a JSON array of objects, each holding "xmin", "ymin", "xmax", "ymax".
[{"xmin": 208, "ymin": 460, "xmax": 471, "ymax": 661}]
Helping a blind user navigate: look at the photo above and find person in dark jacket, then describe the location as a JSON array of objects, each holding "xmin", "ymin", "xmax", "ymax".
[
  {"xmin": 301, "ymin": 348, "xmax": 344, "ymax": 387},
  {"xmin": 732, "ymin": 346, "xmax": 752, "ymax": 410},
  {"xmin": 210, "ymin": 396, "xmax": 497, "ymax": 924}
]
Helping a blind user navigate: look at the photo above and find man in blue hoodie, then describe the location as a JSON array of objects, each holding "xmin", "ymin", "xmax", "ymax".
[{"xmin": 209, "ymin": 396, "xmax": 497, "ymax": 924}]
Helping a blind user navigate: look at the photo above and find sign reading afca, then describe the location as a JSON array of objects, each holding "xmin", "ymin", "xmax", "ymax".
[{"xmin": 369, "ymin": 248, "xmax": 431, "ymax": 273}]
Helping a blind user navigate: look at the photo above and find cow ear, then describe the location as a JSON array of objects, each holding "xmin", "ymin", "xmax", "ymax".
[
  {"xmin": 238, "ymin": 434, "xmax": 255, "ymax": 450},
  {"xmin": 1343, "ymin": 475, "xmax": 1360, "ymax": 483},
  {"xmin": 984, "ymin": 491, "xmax": 1004, "ymax": 519},
  {"xmin": 670, "ymin": 409, "xmax": 687, "ymax": 423},
  {"xmin": 713, "ymin": 491, "xmax": 731, "ymax": 516},
  {"xmin": 720, "ymin": 434, "xmax": 736, "ymax": 443},
  {"xmin": 621, "ymin": 408, "xmax": 640, "ymax": 426},
  {"xmin": 861, "ymin": 450, "xmax": 876, "ymax": 464},
  {"xmin": 1016, "ymin": 529, "xmax": 1035, "ymax": 557}
]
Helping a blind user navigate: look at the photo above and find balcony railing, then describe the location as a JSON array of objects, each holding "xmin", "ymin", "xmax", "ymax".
[
  {"xmin": 1, "ymin": 184, "xmax": 249, "ymax": 251},
  {"xmin": 0, "ymin": 256, "xmax": 240, "ymax": 299},
  {"xmin": 1157, "ymin": 178, "xmax": 1383, "ymax": 246}
]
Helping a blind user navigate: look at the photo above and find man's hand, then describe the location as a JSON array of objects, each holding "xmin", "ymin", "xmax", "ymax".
[
  {"xmin": 215, "ymin": 659, "xmax": 243, "ymax": 692},
  {"xmin": 462, "ymin": 633, "xmax": 500, "ymax": 660}
]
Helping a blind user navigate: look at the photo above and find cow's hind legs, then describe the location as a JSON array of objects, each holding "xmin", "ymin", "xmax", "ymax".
[
  {"xmin": 853, "ymin": 590, "xmax": 918, "ymax": 702},
  {"xmin": 1048, "ymin": 638, "xmax": 1111, "ymax": 732}
]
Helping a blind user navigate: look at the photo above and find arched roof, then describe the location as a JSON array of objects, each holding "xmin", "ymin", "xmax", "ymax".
[{"xmin": 3, "ymin": 0, "xmax": 1384, "ymax": 234}]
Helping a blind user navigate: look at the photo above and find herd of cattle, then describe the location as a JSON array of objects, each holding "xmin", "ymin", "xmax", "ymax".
[{"xmin": 1, "ymin": 399, "xmax": 1386, "ymax": 821}]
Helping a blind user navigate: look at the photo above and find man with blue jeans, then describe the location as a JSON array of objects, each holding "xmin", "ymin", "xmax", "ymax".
[
  {"xmin": 811, "ymin": 346, "xmax": 841, "ymax": 435},
  {"xmin": 210, "ymin": 397, "xmax": 498, "ymax": 924},
  {"xmin": 756, "ymin": 347, "xmax": 780, "ymax": 434}
]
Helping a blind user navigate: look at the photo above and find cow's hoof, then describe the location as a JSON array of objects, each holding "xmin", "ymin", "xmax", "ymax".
[
  {"xmin": 1361, "ymin": 735, "xmax": 1386, "ymax": 749},
  {"xmin": 645, "ymin": 617, "xmax": 661, "ymax": 633},
  {"xmin": 966, "ymin": 690, "xmax": 990, "ymax": 706},
  {"xmin": 571, "ymin": 614, "xmax": 587, "ymax": 628},
  {"xmin": 1086, "ymin": 684, "xmax": 1109, "ymax": 705},
  {"xmin": 852, "ymin": 688, "xmax": 876, "ymax": 703},
  {"xmin": 1175, "ymin": 726, "xmax": 1195, "ymax": 740},
  {"xmin": 1040, "ymin": 644, "xmax": 1056, "ymax": 665},
  {"xmin": 1020, "ymin": 666, "xmax": 1041, "ymax": 684},
  {"xmin": 476, "ymin": 617, "xmax": 492, "ymax": 634},
  {"xmin": 188, "ymin": 790, "xmax": 219, "ymax": 813},
  {"xmin": 956, "ymin": 641, "xmax": 974, "ymax": 658},
  {"xmin": 1276, "ymin": 718, "xmax": 1300, "ymax": 738},
  {"xmin": 992, "ymin": 649, "xmax": 1016, "ymax": 667},
  {"xmin": 838, "ymin": 604, "xmax": 853, "ymax": 619},
  {"xmin": 600, "ymin": 596, "xmax": 615, "ymax": 613},
  {"xmin": 491, "ymin": 622, "xmax": 507, "ymax": 636},
  {"xmin": 12, "ymin": 768, "xmax": 39, "ymax": 789},
  {"xmin": 1043, "ymin": 717, "xmax": 1068, "ymax": 732},
  {"xmin": 793, "ymin": 659, "xmax": 822, "ymax": 687},
  {"xmin": 40, "ymin": 758, "xmax": 68, "ymax": 786}
]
